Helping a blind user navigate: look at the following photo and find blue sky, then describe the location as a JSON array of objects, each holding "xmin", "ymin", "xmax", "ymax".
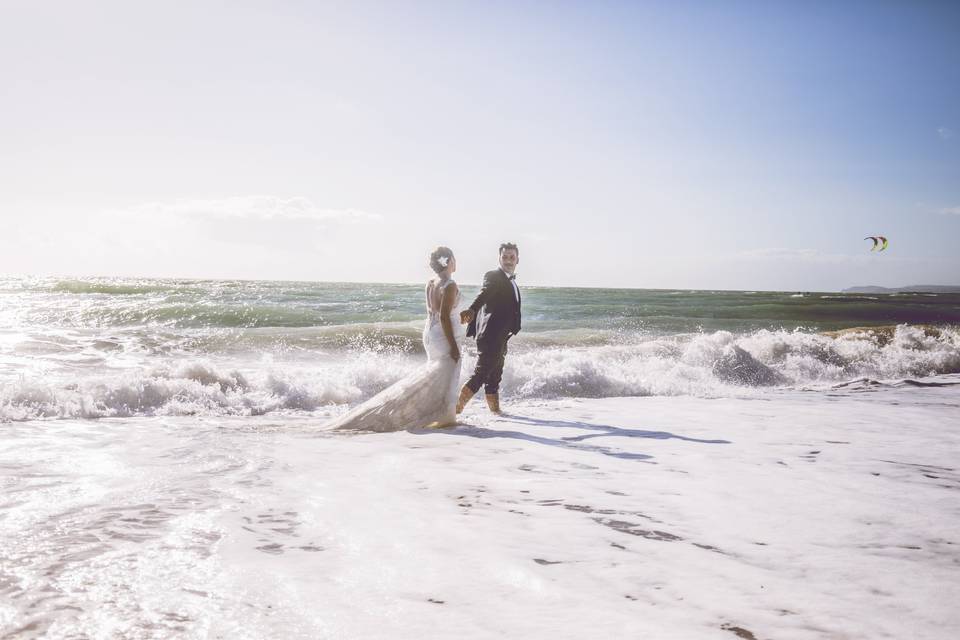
[{"xmin": 2, "ymin": 0, "xmax": 958, "ymax": 290}]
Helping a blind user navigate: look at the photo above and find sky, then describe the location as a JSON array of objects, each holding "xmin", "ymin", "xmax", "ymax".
[{"xmin": 2, "ymin": 0, "xmax": 959, "ymax": 291}]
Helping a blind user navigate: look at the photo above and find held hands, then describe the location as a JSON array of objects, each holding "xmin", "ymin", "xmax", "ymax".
[
  {"xmin": 450, "ymin": 345, "xmax": 461, "ymax": 362},
  {"xmin": 459, "ymin": 309, "xmax": 474, "ymax": 324}
]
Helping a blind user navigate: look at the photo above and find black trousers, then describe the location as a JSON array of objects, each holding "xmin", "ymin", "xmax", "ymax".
[{"xmin": 465, "ymin": 334, "xmax": 509, "ymax": 395}]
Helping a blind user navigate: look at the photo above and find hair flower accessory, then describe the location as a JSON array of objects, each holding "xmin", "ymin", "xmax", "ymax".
[{"xmin": 437, "ymin": 256, "xmax": 449, "ymax": 268}]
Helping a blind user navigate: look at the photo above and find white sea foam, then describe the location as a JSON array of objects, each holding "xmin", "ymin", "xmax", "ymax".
[
  {"xmin": 2, "ymin": 326, "xmax": 958, "ymax": 421},
  {"xmin": 3, "ymin": 387, "xmax": 959, "ymax": 637},
  {"xmin": 0, "ymin": 356, "xmax": 417, "ymax": 422}
]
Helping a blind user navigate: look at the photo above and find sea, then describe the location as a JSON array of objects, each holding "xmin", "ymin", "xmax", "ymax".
[
  {"xmin": 2, "ymin": 276, "xmax": 959, "ymax": 422},
  {"xmin": 3, "ymin": 275, "xmax": 960, "ymax": 638}
]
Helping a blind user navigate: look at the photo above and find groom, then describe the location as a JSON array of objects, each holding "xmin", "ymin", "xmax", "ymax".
[{"xmin": 457, "ymin": 242, "xmax": 522, "ymax": 414}]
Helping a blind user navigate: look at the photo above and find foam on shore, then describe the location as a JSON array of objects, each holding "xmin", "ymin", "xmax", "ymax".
[{"xmin": 2, "ymin": 384, "xmax": 958, "ymax": 638}]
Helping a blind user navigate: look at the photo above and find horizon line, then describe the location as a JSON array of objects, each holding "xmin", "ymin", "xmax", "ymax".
[{"xmin": 5, "ymin": 271, "xmax": 958, "ymax": 295}]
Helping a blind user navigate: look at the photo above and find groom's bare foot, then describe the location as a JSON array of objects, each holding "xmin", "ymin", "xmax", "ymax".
[
  {"xmin": 485, "ymin": 394, "xmax": 501, "ymax": 414},
  {"xmin": 456, "ymin": 386, "xmax": 475, "ymax": 414}
]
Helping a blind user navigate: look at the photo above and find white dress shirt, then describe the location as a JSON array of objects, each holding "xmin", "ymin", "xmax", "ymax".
[{"xmin": 501, "ymin": 269, "xmax": 519, "ymax": 302}]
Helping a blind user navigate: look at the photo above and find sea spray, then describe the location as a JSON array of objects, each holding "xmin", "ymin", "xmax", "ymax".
[{"xmin": 3, "ymin": 325, "xmax": 958, "ymax": 421}]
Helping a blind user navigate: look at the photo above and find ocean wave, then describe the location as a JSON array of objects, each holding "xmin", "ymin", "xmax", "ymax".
[
  {"xmin": 0, "ymin": 358, "xmax": 415, "ymax": 422},
  {"xmin": 82, "ymin": 303, "xmax": 336, "ymax": 329},
  {"xmin": 7, "ymin": 278, "xmax": 960, "ymax": 335},
  {"xmin": 3, "ymin": 325, "xmax": 958, "ymax": 422},
  {"xmin": 50, "ymin": 280, "xmax": 196, "ymax": 295},
  {"xmin": 2, "ymin": 324, "xmax": 635, "ymax": 362},
  {"xmin": 15, "ymin": 298, "xmax": 418, "ymax": 330}
]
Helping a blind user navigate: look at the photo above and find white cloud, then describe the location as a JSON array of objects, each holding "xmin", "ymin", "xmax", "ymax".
[
  {"xmin": 938, "ymin": 206, "xmax": 960, "ymax": 216},
  {"xmin": 111, "ymin": 196, "xmax": 382, "ymax": 223},
  {"xmin": 937, "ymin": 126, "xmax": 955, "ymax": 140}
]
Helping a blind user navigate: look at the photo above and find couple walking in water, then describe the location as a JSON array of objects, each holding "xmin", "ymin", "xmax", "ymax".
[{"xmin": 328, "ymin": 243, "xmax": 522, "ymax": 432}]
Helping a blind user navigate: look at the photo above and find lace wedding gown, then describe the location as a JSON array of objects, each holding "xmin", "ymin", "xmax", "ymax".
[{"xmin": 328, "ymin": 279, "xmax": 465, "ymax": 432}]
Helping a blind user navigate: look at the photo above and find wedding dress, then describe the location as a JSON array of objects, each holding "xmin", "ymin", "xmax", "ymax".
[{"xmin": 328, "ymin": 279, "xmax": 465, "ymax": 432}]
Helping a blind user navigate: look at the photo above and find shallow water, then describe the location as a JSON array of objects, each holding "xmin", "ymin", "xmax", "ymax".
[{"xmin": 2, "ymin": 380, "xmax": 959, "ymax": 638}]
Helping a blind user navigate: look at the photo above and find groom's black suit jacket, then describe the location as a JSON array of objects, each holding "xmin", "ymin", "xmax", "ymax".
[{"xmin": 467, "ymin": 269, "xmax": 521, "ymax": 344}]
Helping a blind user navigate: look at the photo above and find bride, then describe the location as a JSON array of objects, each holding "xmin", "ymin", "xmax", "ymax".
[{"xmin": 327, "ymin": 246, "xmax": 466, "ymax": 432}]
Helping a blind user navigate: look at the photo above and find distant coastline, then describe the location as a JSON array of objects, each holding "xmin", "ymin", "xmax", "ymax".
[{"xmin": 843, "ymin": 285, "xmax": 960, "ymax": 294}]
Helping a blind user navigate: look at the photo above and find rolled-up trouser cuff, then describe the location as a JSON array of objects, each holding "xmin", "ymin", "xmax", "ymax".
[{"xmin": 466, "ymin": 336, "xmax": 508, "ymax": 395}]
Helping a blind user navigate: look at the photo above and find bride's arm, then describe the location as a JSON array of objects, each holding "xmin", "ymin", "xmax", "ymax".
[
  {"xmin": 440, "ymin": 283, "xmax": 461, "ymax": 362},
  {"xmin": 424, "ymin": 281, "xmax": 433, "ymax": 313}
]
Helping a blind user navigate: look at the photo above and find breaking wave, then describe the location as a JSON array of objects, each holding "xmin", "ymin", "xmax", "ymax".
[{"xmin": 3, "ymin": 325, "xmax": 958, "ymax": 422}]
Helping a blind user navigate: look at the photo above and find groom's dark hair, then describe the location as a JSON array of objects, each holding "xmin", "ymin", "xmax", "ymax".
[{"xmin": 499, "ymin": 242, "xmax": 519, "ymax": 256}]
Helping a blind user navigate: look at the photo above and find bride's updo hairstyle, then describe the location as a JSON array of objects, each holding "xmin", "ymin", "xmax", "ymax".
[{"xmin": 429, "ymin": 246, "xmax": 454, "ymax": 275}]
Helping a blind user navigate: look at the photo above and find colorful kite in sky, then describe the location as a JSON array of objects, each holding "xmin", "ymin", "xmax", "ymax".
[{"xmin": 864, "ymin": 236, "xmax": 888, "ymax": 251}]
